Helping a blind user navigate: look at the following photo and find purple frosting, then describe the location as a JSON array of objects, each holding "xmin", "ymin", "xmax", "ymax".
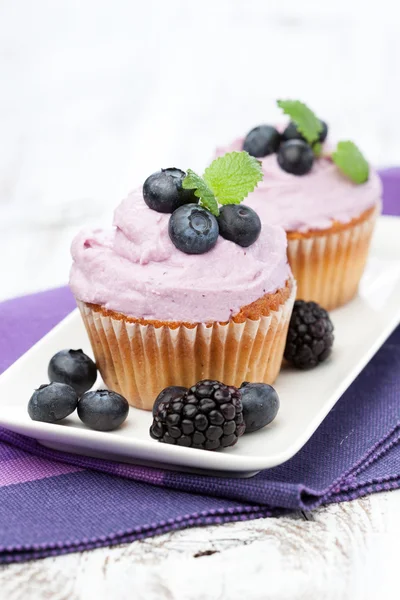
[
  {"xmin": 70, "ymin": 189, "xmax": 291, "ymax": 323},
  {"xmin": 217, "ymin": 137, "xmax": 382, "ymax": 232}
]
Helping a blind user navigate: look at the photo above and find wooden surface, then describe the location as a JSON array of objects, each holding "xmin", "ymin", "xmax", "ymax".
[{"xmin": 1, "ymin": 490, "xmax": 399, "ymax": 600}]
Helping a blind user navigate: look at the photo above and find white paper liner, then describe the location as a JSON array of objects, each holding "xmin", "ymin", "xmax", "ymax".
[
  {"xmin": 77, "ymin": 281, "xmax": 296, "ymax": 410},
  {"xmin": 287, "ymin": 203, "xmax": 380, "ymax": 310}
]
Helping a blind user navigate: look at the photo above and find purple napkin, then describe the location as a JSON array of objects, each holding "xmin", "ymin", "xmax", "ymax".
[{"xmin": 0, "ymin": 169, "xmax": 399, "ymax": 563}]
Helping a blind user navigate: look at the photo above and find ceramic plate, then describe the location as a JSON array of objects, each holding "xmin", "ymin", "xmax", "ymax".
[{"xmin": 1, "ymin": 216, "xmax": 399, "ymax": 477}]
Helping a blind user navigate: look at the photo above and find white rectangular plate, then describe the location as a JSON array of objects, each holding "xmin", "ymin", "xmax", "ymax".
[{"xmin": 1, "ymin": 216, "xmax": 399, "ymax": 477}]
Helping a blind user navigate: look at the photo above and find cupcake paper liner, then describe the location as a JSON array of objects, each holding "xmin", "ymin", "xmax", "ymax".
[
  {"xmin": 77, "ymin": 281, "xmax": 296, "ymax": 410},
  {"xmin": 287, "ymin": 203, "xmax": 380, "ymax": 311}
]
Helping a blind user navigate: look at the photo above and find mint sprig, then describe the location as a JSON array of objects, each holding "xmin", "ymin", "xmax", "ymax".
[
  {"xmin": 182, "ymin": 169, "xmax": 219, "ymax": 216},
  {"xmin": 182, "ymin": 151, "xmax": 263, "ymax": 215},
  {"xmin": 332, "ymin": 141, "xmax": 369, "ymax": 184},
  {"xmin": 277, "ymin": 99, "xmax": 322, "ymax": 145},
  {"xmin": 312, "ymin": 142, "xmax": 322, "ymax": 158}
]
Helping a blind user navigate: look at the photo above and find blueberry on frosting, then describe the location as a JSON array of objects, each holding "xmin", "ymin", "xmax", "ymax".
[
  {"xmin": 277, "ymin": 140, "xmax": 314, "ymax": 176},
  {"xmin": 143, "ymin": 168, "xmax": 198, "ymax": 214},
  {"xmin": 242, "ymin": 125, "xmax": 281, "ymax": 158},
  {"xmin": 165, "ymin": 151, "xmax": 263, "ymax": 254},
  {"xmin": 282, "ymin": 120, "xmax": 328, "ymax": 144},
  {"xmin": 169, "ymin": 204, "xmax": 219, "ymax": 255},
  {"xmin": 217, "ymin": 204, "xmax": 261, "ymax": 247}
]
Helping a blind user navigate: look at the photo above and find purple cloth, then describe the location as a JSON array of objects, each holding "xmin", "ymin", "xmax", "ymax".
[{"xmin": 0, "ymin": 169, "xmax": 399, "ymax": 563}]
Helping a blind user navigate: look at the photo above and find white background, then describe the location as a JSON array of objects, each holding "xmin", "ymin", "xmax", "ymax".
[{"xmin": 1, "ymin": 0, "xmax": 399, "ymax": 300}]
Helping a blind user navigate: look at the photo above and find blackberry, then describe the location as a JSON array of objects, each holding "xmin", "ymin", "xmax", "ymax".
[
  {"xmin": 150, "ymin": 380, "xmax": 246, "ymax": 450},
  {"xmin": 152, "ymin": 385, "xmax": 187, "ymax": 417},
  {"xmin": 284, "ymin": 300, "xmax": 334, "ymax": 369}
]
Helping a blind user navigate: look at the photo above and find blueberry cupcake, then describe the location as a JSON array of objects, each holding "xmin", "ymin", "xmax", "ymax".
[
  {"xmin": 70, "ymin": 153, "xmax": 295, "ymax": 410},
  {"xmin": 216, "ymin": 100, "xmax": 382, "ymax": 310}
]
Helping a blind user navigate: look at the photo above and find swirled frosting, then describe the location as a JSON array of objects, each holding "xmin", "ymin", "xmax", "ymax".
[
  {"xmin": 70, "ymin": 189, "xmax": 291, "ymax": 322},
  {"xmin": 216, "ymin": 138, "xmax": 382, "ymax": 232}
]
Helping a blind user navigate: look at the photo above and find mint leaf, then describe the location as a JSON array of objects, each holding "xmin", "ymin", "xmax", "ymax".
[
  {"xmin": 313, "ymin": 142, "xmax": 322, "ymax": 158},
  {"xmin": 203, "ymin": 151, "xmax": 263, "ymax": 206},
  {"xmin": 332, "ymin": 141, "xmax": 369, "ymax": 184},
  {"xmin": 182, "ymin": 169, "xmax": 219, "ymax": 216},
  {"xmin": 277, "ymin": 99, "xmax": 322, "ymax": 144}
]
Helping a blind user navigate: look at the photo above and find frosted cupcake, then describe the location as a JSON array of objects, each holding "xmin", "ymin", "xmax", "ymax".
[
  {"xmin": 216, "ymin": 100, "xmax": 382, "ymax": 310},
  {"xmin": 70, "ymin": 153, "xmax": 295, "ymax": 410}
]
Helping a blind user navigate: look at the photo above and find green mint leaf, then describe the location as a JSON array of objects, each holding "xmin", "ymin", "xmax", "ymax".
[
  {"xmin": 332, "ymin": 141, "xmax": 369, "ymax": 184},
  {"xmin": 203, "ymin": 151, "xmax": 263, "ymax": 206},
  {"xmin": 277, "ymin": 99, "xmax": 322, "ymax": 144},
  {"xmin": 182, "ymin": 169, "xmax": 219, "ymax": 216},
  {"xmin": 313, "ymin": 142, "xmax": 322, "ymax": 157}
]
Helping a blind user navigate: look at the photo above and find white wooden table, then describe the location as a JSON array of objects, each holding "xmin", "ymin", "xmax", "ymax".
[
  {"xmin": 1, "ymin": 1, "xmax": 399, "ymax": 597},
  {"xmin": 1, "ymin": 492, "xmax": 399, "ymax": 600}
]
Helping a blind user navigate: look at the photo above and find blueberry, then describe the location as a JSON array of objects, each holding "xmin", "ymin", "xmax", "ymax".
[
  {"xmin": 28, "ymin": 382, "xmax": 78, "ymax": 423},
  {"xmin": 143, "ymin": 168, "xmax": 197, "ymax": 213},
  {"xmin": 169, "ymin": 204, "xmax": 219, "ymax": 254},
  {"xmin": 277, "ymin": 140, "xmax": 314, "ymax": 176},
  {"xmin": 239, "ymin": 382, "xmax": 279, "ymax": 433},
  {"xmin": 282, "ymin": 120, "xmax": 328, "ymax": 144},
  {"xmin": 48, "ymin": 349, "xmax": 97, "ymax": 397},
  {"xmin": 152, "ymin": 386, "xmax": 187, "ymax": 417},
  {"xmin": 243, "ymin": 125, "xmax": 281, "ymax": 158},
  {"xmin": 77, "ymin": 389, "xmax": 129, "ymax": 431},
  {"xmin": 318, "ymin": 121, "xmax": 328, "ymax": 143},
  {"xmin": 218, "ymin": 204, "xmax": 261, "ymax": 247}
]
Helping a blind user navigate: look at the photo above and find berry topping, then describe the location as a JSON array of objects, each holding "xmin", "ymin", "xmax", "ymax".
[
  {"xmin": 181, "ymin": 151, "xmax": 263, "ymax": 217},
  {"xmin": 28, "ymin": 382, "xmax": 78, "ymax": 423},
  {"xmin": 277, "ymin": 99, "xmax": 323, "ymax": 145},
  {"xmin": 152, "ymin": 386, "xmax": 187, "ymax": 417},
  {"xmin": 217, "ymin": 204, "xmax": 261, "ymax": 247},
  {"xmin": 143, "ymin": 168, "xmax": 197, "ymax": 214},
  {"xmin": 77, "ymin": 389, "xmax": 129, "ymax": 431},
  {"xmin": 282, "ymin": 120, "xmax": 328, "ymax": 144},
  {"xmin": 243, "ymin": 125, "xmax": 281, "ymax": 158},
  {"xmin": 150, "ymin": 380, "xmax": 246, "ymax": 450},
  {"xmin": 48, "ymin": 349, "xmax": 97, "ymax": 397},
  {"xmin": 239, "ymin": 382, "xmax": 279, "ymax": 433},
  {"xmin": 284, "ymin": 300, "xmax": 334, "ymax": 369},
  {"xmin": 277, "ymin": 140, "xmax": 314, "ymax": 176},
  {"xmin": 168, "ymin": 204, "xmax": 219, "ymax": 255}
]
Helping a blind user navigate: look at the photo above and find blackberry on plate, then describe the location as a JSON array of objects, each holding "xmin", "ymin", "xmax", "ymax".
[
  {"xmin": 152, "ymin": 385, "xmax": 187, "ymax": 417},
  {"xmin": 284, "ymin": 300, "xmax": 334, "ymax": 369},
  {"xmin": 150, "ymin": 380, "xmax": 246, "ymax": 450}
]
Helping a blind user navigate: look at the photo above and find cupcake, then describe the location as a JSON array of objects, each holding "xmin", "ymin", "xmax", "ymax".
[
  {"xmin": 70, "ymin": 153, "xmax": 295, "ymax": 410},
  {"xmin": 216, "ymin": 100, "xmax": 382, "ymax": 310}
]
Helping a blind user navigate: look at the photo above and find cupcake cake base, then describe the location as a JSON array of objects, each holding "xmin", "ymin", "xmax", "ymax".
[
  {"xmin": 287, "ymin": 203, "xmax": 380, "ymax": 311},
  {"xmin": 77, "ymin": 279, "xmax": 296, "ymax": 410}
]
